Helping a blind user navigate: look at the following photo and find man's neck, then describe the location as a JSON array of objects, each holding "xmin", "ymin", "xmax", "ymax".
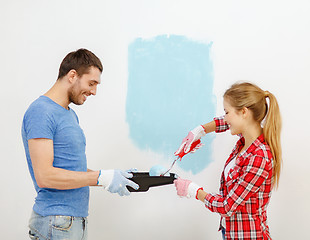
[{"xmin": 44, "ymin": 81, "xmax": 70, "ymax": 110}]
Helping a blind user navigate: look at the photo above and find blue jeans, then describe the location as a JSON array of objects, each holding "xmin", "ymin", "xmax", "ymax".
[
  {"xmin": 222, "ymin": 228, "xmax": 225, "ymax": 240},
  {"xmin": 28, "ymin": 210, "xmax": 88, "ymax": 240}
]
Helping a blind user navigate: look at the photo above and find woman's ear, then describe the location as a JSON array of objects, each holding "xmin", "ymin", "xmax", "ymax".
[{"xmin": 241, "ymin": 107, "xmax": 249, "ymax": 119}]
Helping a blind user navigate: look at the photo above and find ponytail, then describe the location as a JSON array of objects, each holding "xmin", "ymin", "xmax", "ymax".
[{"xmin": 263, "ymin": 91, "xmax": 282, "ymax": 189}]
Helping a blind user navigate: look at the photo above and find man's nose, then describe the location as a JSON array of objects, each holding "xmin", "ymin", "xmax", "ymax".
[{"xmin": 90, "ymin": 86, "xmax": 97, "ymax": 95}]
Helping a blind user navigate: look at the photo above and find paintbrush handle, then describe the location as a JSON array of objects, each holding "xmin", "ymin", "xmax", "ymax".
[{"xmin": 177, "ymin": 139, "xmax": 201, "ymax": 158}]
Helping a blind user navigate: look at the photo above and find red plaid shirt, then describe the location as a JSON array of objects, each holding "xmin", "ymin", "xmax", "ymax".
[{"xmin": 204, "ymin": 116, "xmax": 274, "ymax": 239}]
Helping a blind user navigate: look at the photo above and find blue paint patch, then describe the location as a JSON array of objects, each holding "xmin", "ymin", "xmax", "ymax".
[{"xmin": 126, "ymin": 35, "xmax": 216, "ymax": 174}]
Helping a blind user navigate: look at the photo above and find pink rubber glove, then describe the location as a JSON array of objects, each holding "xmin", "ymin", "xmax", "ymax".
[
  {"xmin": 174, "ymin": 178, "xmax": 192, "ymax": 197},
  {"xmin": 174, "ymin": 125, "xmax": 206, "ymax": 156},
  {"xmin": 174, "ymin": 178, "xmax": 203, "ymax": 199}
]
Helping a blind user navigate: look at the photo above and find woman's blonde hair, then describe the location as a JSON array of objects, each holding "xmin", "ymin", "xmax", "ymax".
[{"xmin": 224, "ymin": 82, "xmax": 282, "ymax": 189}]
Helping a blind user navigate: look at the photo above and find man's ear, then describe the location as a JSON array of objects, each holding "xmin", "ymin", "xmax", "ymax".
[{"xmin": 67, "ymin": 69, "xmax": 78, "ymax": 84}]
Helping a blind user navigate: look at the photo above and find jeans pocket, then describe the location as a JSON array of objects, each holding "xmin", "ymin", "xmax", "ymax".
[
  {"xmin": 28, "ymin": 230, "xmax": 39, "ymax": 240},
  {"xmin": 52, "ymin": 216, "xmax": 73, "ymax": 231}
]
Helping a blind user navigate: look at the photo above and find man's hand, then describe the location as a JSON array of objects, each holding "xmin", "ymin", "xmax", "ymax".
[{"xmin": 97, "ymin": 169, "xmax": 139, "ymax": 196}]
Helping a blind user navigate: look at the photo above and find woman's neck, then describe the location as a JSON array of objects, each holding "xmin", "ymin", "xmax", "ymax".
[{"xmin": 242, "ymin": 122, "xmax": 263, "ymax": 150}]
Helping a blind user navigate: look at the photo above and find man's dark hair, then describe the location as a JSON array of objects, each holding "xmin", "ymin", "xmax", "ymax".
[{"xmin": 57, "ymin": 48, "xmax": 103, "ymax": 80}]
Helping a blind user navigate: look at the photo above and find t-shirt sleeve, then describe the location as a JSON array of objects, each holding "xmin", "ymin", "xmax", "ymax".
[{"xmin": 23, "ymin": 106, "xmax": 55, "ymax": 140}]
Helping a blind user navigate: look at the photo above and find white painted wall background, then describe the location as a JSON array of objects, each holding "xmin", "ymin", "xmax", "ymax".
[{"xmin": 1, "ymin": 0, "xmax": 309, "ymax": 239}]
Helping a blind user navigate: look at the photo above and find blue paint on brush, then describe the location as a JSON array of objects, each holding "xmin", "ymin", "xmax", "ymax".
[
  {"xmin": 126, "ymin": 35, "xmax": 216, "ymax": 174},
  {"xmin": 149, "ymin": 165, "xmax": 168, "ymax": 176}
]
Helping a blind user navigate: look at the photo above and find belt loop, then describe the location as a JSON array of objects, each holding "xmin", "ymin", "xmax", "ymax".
[{"xmin": 82, "ymin": 217, "xmax": 86, "ymax": 230}]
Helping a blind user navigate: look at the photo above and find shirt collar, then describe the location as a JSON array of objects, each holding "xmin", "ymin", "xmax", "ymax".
[{"xmin": 233, "ymin": 134, "xmax": 265, "ymax": 162}]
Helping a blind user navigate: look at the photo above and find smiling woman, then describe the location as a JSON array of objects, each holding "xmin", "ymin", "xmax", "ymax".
[
  {"xmin": 223, "ymin": 82, "xmax": 282, "ymax": 188},
  {"xmin": 174, "ymin": 82, "xmax": 282, "ymax": 240}
]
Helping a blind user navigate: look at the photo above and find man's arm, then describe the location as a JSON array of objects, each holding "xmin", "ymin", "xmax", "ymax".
[{"xmin": 29, "ymin": 138, "xmax": 100, "ymax": 190}]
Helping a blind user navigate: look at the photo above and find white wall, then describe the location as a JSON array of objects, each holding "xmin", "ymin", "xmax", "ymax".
[{"xmin": 1, "ymin": 0, "xmax": 309, "ymax": 239}]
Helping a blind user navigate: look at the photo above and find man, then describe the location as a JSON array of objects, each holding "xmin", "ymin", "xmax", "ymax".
[{"xmin": 22, "ymin": 49, "xmax": 139, "ymax": 239}]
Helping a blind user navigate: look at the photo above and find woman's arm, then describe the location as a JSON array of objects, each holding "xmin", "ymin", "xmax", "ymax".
[
  {"xmin": 201, "ymin": 120, "xmax": 216, "ymax": 134},
  {"xmin": 197, "ymin": 189, "xmax": 208, "ymax": 202}
]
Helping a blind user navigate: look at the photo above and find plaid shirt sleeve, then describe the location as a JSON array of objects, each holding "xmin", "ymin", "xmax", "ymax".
[
  {"xmin": 214, "ymin": 116, "xmax": 230, "ymax": 133},
  {"xmin": 204, "ymin": 150, "xmax": 271, "ymax": 218}
]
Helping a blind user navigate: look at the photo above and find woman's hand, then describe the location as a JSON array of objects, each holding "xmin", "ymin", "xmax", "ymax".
[
  {"xmin": 174, "ymin": 125, "xmax": 206, "ymax": 156},
  {"xmin": 174, "ymin": 178, "xmax": 203, "ymax": 199}
]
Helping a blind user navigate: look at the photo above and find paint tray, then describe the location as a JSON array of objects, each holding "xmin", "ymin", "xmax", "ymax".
[{"xmin": 127, "ymin": 172, "xmax": 177, "ymax": 192}]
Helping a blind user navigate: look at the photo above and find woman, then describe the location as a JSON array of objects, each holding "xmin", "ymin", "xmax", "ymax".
[{"xmin": 174, "ymin": 82, "xmax": 282, "ymax": 240}]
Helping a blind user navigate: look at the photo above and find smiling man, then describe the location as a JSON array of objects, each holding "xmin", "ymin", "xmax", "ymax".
[{"xmin": 22, "ymin": 49, "xmax": 139, "ymax": 240}]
